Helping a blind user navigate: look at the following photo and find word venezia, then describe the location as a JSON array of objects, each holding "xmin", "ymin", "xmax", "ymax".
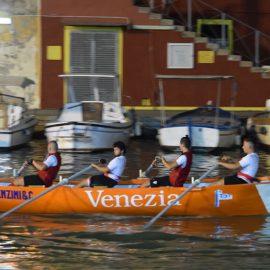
[
  {"xmin": 85, "ymin": 190, "xmax": 182, "ymax": 208},
  {"xmin": 0, "ymin": 190, "xmax": 33, "ymax": 200}
]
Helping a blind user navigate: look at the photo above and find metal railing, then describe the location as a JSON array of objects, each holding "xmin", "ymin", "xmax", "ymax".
[{"xmin": 135, "ymin": 0, "xmax": 270, "ymax": 67}]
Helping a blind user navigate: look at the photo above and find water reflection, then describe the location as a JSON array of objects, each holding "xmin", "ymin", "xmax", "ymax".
[{"xmin": 0, "ymin": 214, "xmax": 270, "ymax": 269}]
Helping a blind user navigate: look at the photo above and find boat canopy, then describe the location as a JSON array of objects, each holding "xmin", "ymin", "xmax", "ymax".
[{"xmin": 155, "ymin": 74, "xmax": 237, "ymax": 125}]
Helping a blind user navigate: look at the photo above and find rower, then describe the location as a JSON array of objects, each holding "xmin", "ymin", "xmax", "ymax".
[
  {"xmin": 12, "ymin": 140, "xmax": 61, "ymax": 187},
  {"xmin": 75, "ymin": 141, "xmax": 126, "ymax": 188},
  {"xmin": 213, "ymin": 137, "xmax": 259, "ymax": 185},
  {"xmin": 140, "ymin": 135, "xmax": 192, "ymax": 188}
]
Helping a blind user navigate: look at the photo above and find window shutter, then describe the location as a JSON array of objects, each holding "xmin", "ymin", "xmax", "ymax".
[{"xmin": 69, "ymin": 30, "xmax": 119, "ymax": 102}]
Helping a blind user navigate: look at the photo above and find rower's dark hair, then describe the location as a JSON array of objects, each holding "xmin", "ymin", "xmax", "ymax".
[
  {"xmin": 180, "ymin": 135, "xmax": 191, "ymax": 149},
  {"xmin": 113, "ymin": 141, "xmax": 126, "ymax": 153},
  {"xmin": 243, "ymin": 137, "xmax": 256, "ymax": 149}
]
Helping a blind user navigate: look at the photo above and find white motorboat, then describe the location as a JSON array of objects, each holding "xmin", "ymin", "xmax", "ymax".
[
  {"xmin": 156, "ymin": 75, "xmax": 242, "ymax": 151},
  {"xmin": 45, "ymin": 101, "xmax": 133, "ymax": 152},
  {"xmin": 0, "ymin": 94, "xmax": 37, "ymax": 149}
]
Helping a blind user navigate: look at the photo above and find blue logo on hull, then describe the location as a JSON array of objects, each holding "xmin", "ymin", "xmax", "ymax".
[{"xmin": 215, "ymin": 190, "xmax": 233, "ymax": 207}]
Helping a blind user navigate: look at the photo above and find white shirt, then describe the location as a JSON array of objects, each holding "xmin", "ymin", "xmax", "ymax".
[
  {"xmin": 238, "ymin": 152, "xmax": 259, "ymax": 180},
  {"xmin": 44, "ymin": 155, "xmax": 58, "ymax": 167},
  {"xmin": 176, "ymin": 155, "xmax": 187, "ymax": 168},
  {"xmin": 107, "ymin": 156, "xmax": 126, "ymax": 181}
]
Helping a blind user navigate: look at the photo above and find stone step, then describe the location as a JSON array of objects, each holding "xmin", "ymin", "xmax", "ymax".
[
  {"xmin": 216, "ymin": 49, "xmax": 230, "ymax": 56},
  {"xmin": 175, "ymin": 25, "xmax": 185, "ymax": 32},
  {"xmin": 149, "ymin": 13, "xmax": 162, "ymax": 20},
  {"xmin": 228, "ymin": 54, "xmax": 241, "ymax": 61},
  {"xmin": 250, "ymin": 66, "xmax": 264, "ymax": 72},
  {"xmin": 240, "ymin": 61, "xmax": 253, "ymax": 67},
  {"xmin": 261, "ymin": 72, "xmax": 270, "ymax": 79},
  {"xmin": 194, "ymin": 37, "xmax": 208, "ymax": 43},
  {"xmin": 138, "ymin": 6, "xmax": 151, "ymax": 13},
  {"xmin": 182, "ymin": 31, "xmax": 196, "ymax": 38},
  {"xmin": 206, "ymin": 43, "xmax": 219, "ymax": 51},
  {"xmin": 160, "ymin": 19, "xmax": 174, "ymax": 26},
  {"xmin": 262, "ymin": 65, "xmax": 270, "ymax": 72}
]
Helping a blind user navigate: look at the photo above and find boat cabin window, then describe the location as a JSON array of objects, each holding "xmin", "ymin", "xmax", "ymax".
[
  {"xmin": 8, "ymin": 105, "xmax": 23, "ymax": 127},
  {"xmin": 82, "ymin": 102, "xmax": 103, "ymax": 122}
]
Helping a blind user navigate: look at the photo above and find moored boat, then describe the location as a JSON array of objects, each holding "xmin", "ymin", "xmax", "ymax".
[
  {"xmin": 45, "ymin": 101, "xmax": 133, "ymax": 152},
  {"xmin": 0, "ymin": 177, "xmax": 270, "ymax": 216},
  {"xmin": 155, "ymin": 74, "xmax": 241, "ymax": 151},
  {"xmin": 0, "ymin": 94, "xmax": 37, "ymax": 149},
  {"xmin": 158, "ymin": 105, "xmax": 241, "ymax": 151},
  {"xmin": 247, "ymin": 100, "xmax": 270, "ymax": 149}
]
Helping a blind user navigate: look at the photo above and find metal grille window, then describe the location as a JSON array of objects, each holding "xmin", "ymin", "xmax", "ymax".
[{"xmin": 68, "ymin": 29, "xmax": 120, "ymax": 102}]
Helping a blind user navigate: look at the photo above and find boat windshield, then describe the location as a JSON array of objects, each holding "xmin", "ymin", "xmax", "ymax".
[{"xmin": 83, "ymin": 102, "xmax": 103, "ymax": 122}]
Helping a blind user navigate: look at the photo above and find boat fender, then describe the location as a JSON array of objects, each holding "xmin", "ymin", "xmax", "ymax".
[{"xmin": 259, "ymin": 127, "xmax": 267, "ymax": 135}]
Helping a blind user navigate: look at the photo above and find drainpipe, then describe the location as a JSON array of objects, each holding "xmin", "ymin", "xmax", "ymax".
[
  {"xmin": 254, "ymin": 30, "xmax": 260, "ymax": 67},
  {"xmin": 221, "ymin": 13, "xmax": 226, "ymax": 48},
  {"xmin": 187, "ymin": 0, "xmax": 192, "ymax": 31}
]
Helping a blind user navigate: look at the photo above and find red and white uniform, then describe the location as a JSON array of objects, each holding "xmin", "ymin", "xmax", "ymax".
[
  {"xmin": 237, "ymin": 152, "xmax": 259, "ymax": 183},
  {"xmin": 104, "ymin": 156, "xmax": 126, "ymax": 182},
  {"xmin": 38, "ymin": 153, "xmax": 62, "ymax": 187},
  {"xmin": 169, "ymin": 151, "xmax": 192, "ymax": 187}
]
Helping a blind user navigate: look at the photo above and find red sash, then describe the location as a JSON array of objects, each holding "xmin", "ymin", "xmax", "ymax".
[{"xmin": 237, "ymin": 172, "xmax": 253, "ymax": 182}]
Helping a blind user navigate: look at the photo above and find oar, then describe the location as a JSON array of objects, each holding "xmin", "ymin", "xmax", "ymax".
[
  {"xmin": 140, "ymin": 156, "xmax": 161, "ymax": 177},
  {"xmin": 0, "ymin": 165, "xmax": 94, "ymax": 220},
  {"xmin": 144, "ymin": 164, "xmax": 218, "ymax": 229},
  {"xmin": 12, "ymin": 162, "xmax": 28, "ymax": 178},
  {"xmin": 140, "ymin": 164, "xmax": 153, "ymax": 178}
]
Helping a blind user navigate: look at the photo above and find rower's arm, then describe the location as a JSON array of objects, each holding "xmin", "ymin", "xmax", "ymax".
[
  {"xmin": 32, "ymin": 160, "xmax": 47, "ymax": 171},
  {"xmin": 91, "ymin": 163, "xmax": 110, "ymax": 173},
  {"xmin": 218, "ymin": 161, "xmax": 241, "ymax": 170},
  {"xmin": 162, "ymin": 158, "xmax": 178, "ymax": 170},
  {"xmin": 220, "ymin": 155, "xmax": 238, "ymax": 163}
]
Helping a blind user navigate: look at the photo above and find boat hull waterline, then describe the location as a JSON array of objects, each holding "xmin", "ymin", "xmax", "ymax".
[
  {"xmin": 158, "ymin": 125, "xmax": 240, "ymax": 150},
  {"xmin": 0, "ymin": 117, "xmax": 37, "ymax": 148},
  {"xmin": 0, "ymin": 178, "xmax": 270, "ymax": 216},
  {"xmin": 45, "ymin": 121, "xmax": 133, "ymax": 151}
]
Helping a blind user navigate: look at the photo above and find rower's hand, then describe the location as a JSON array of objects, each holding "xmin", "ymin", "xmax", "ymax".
[
  {"xmin": 24, "ymin": 160, "xmax": 30, "ymax": 167},
  {"xmin": 220, "ymin": 155, "xmax": 231, "ymax": 162},
  {"xmin": 152, "ymin": 156, "xmax": 161, "ymax": 166},
  {"xmin": 161, "ymin": 156, "xmax": 166, "ymax": 163},
  {"xmin": 91, "ymin": 163, "xmax": 98, "ymax": 169}
]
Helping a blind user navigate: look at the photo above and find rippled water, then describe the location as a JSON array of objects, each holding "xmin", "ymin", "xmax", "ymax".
[{"xmin": 0, "ymin": 139, "xmax": 270, "ymax": 269}]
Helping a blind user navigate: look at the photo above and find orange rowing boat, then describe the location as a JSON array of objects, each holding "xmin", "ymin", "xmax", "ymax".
[{"xmin": 0, "ymin": 177, "xmax": 270, "ymax": 216}]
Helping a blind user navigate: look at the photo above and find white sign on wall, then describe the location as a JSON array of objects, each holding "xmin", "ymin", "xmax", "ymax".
[{"xmin": 167, "ymin": 43, "xmax": 194, "ymax": 69}]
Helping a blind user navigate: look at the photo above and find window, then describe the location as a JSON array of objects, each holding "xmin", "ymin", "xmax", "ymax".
[
  {"xmin": 167, "ymin": 43, "xmax": 194, "ymax": 69},
  {"xmin": 197, "ymin": 19, "xmax": 233, "ymax": 52}
]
